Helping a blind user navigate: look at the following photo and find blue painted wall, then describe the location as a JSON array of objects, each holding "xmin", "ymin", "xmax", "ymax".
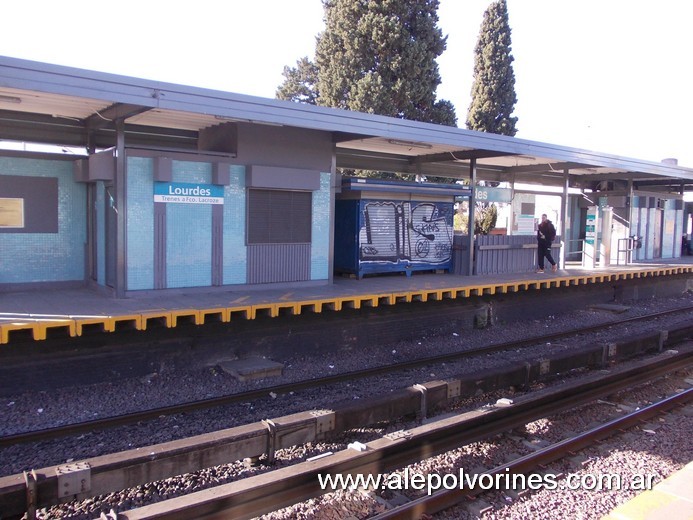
[
  {"xmin": 0, "ymin": 157, "xmax": 86, "ymax": 284},
  {"xmin": 222, "ymin": 165, "xmax": 247, "ymax": 285},
  {"xmin": 311, "ymin": 172, "xmax": 331, "ymax": 280},
  {"xmin": 1, "ymin": 152, "xmax": 330, "ymax": 290},
  {"xmin": 96, "ymin": 181, "xmax": 106, "ymax": 286},
  {"xmin": 167, "ymin": 161, "xmax": 213, "ymax": 288},
  {"xmin": 126, "ymin": 156, "xmax": 155, "ymax": 290}
]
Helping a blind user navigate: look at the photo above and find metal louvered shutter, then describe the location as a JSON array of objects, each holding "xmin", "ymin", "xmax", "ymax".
[{"xmin": 247, "ymin": 189, "xmax": 312, "ymax": 244}]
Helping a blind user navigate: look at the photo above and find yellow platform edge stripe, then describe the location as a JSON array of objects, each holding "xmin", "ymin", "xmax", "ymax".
[{"xmin": 1, "ymin": 265, "xmax": 691, "ymax": 344}]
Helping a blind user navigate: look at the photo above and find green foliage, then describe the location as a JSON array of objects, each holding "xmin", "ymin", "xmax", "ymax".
[
  {"xmin": 275, "ymin": 0, "xmax": 457, "ymax": 180},
  {"xmin": 275, "ymin": 57, "xmax": 319, "ymax": 104},
  {"xmin": 276, "ymin": 0, "xmax": 456, "ymax": 127},
  {"xmin": 455, "ymin": 202, "xmax": 497, "ymax": 235},
  {"xmin": 314, "ymin": 0, "xmax": 456, "ymax": 126},
  {"xmin": 466, "ymin": 0, "xmax": 518, "ymax": 136},
  {"xmin": 455, "ymin": 212, "xmax": 467, "ymax": 233},
  {"xmin": 476, "ymin": 202, "xmax": 497, "ymax": 234}
]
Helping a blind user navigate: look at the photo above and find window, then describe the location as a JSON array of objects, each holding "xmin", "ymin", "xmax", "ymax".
[{"xmin": 247, "ymin": 189, "xmax": 312, "ymax": 244}]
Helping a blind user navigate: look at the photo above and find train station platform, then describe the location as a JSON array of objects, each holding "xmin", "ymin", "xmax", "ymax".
[
  {"xmin": 603, "ymin": 460, "xmax": 693, "ymax": 520},
  {"xmin": 1, "ymin": 259, "xmax": 692, "ymax": 346}
]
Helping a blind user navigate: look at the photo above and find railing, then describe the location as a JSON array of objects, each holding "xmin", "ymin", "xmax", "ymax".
[
  {"xmin": 564, "ymin": 238, "xmax": 585, "ymax": 263},
  {"xmin": 616, "ymin": 236, "xmax": 642, "ymax": 265},
  {"xmin": 452, "ymin": 235, "xmax": 562, "ymax": 275}
]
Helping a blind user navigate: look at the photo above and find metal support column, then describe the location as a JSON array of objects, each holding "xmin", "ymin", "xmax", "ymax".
[
  {"xmin": 466, "ymin": 158, "xmax": 477, "ymax": 276},
  {"xmin": 627, "ymin": 178, "xmax": 635, "ymax": 262},
  {"xmin": 560, "ymin": 169, "xmax": 569, "ymax": 268}
]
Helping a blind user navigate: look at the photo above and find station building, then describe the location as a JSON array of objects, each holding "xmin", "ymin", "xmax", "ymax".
[{"xmin": 1, "ymin": 56, "xmax": 692, "ymax": 298}]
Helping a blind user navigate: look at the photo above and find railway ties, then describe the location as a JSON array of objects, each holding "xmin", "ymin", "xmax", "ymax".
[
  {"xmin": 1, "ymin": 326, "xmax": 692, "ymax": 519},
  {"xmin": 118, "ymin": 352, "xmax": 693, "ymax": 519},
  {"xmin": 2, "ymin": 308, "xmax": 693, "ymax": 450}
]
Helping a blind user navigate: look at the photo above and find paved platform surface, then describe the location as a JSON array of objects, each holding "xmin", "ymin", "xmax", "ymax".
[
  {"xmin": 1, "ymin": 259, "xmax": 691, "ymax": 510},
  {"xmin": 0, "ymin": 258, "xmax": 691, "ymax": 344},
  {"xmin": 603, "ymin": 460, "xmax": 693, "ymax": 520}
]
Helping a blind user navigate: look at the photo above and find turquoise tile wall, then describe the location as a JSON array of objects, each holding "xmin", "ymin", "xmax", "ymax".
[
  {"xmin": 0, "ymin": 157, "xmax": 86, "ymax": 284},
  {"xmin": 311, "ymin": 172, "xmax": 331, "ymax": 280},
  {"xmin": 167, "ymin": 161, "xmax": 213, "ymax": 288},
  {"xmin": 1, "ymin": 156, "xmax": 327, "ymax": 289},
  {"xmin": 223, "ymin": 165, "xmax": 247, "ymax": 284},
  {"xmin": 126, "ymin": 157, "xmax": 155, "ymax": 290},
  {"xmin": 96, "ymin": 181, "xmax": 106, "ymax": 285}
]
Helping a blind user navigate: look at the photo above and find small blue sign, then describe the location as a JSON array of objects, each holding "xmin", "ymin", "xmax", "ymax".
[{"xmin": 154, "ymin": 182, "xmax": 224, "ymax": 204}]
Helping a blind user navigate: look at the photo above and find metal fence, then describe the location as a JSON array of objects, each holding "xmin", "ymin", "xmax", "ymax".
[{"xmin": 452, "ymin": 234, "xmax": 562, "ymax": 275}]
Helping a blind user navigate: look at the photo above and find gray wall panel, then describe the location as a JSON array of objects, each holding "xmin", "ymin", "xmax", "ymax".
[
  {"xmin": 236, "ymin": 124, "xmax": 333, "ymax": 172},
  {"xmin": 154, "ymin": 202, "xmax": 166, "ymax": 289},
  {"xmin": 0, "ymin": 175, "xmax": 58, "ymax": 233},
  {"xmin": 247, "ymin": 243, "xmax": 310, "ymax": 283}
]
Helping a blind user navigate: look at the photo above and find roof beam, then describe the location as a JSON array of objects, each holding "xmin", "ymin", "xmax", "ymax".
[
  {"xmin": 506, "ymin": 161, "xmax": 592, "ymax": 174},
  {"xmin": 572, "ymin": 171, "xmax": 660, "ymax": 182},
  {"xmin": 85, "ymin": 103, "xmax": 153, "ymax": 130},
  {"xmin": 0, "ymin": 110, "xmax": 87, "ymax": 146},
  {"xmin": 412, "ymin": 149, "xmax": 518, "ymax": 164},
  {"xmin": 634, "ymin": 179, "xmax": 693, "ymax": 188}
]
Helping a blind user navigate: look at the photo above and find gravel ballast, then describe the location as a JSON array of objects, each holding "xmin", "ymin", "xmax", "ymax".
[{"xmin": 0, "ymin": 292, "xmax": 691, "ymax": 519}]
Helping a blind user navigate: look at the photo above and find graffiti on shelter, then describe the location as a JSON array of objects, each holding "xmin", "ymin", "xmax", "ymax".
[{"xmin": 359, "ymin": 201, "xmax": 453, "ymax": 264}]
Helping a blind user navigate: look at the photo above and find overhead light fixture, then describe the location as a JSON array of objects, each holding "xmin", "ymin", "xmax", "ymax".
[
  {"xmin": 215, "ymin": 115, "xmax": 243, "ymax": 122},
  {"xmin": 214, "ymin": 115, "xmax": 282, "ymax": 127},
  {"xmin": 387, "ymin": 139, "xmax": 432, "ymax": 150},
  {"xmin": 0, "ymin": 95, "xmax": 22, "ymax": 104}
]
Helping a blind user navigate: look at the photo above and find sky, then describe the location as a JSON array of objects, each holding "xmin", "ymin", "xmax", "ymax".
[{"xmin": 2, "ymin": 0, "xmax": 692, "ymax": 168}]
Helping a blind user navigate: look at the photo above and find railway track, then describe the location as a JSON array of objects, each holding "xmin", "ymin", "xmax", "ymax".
[
  {"xmin": 108, "ymin": 350, "xmax": 693, "ymax": 519},
  {"xmin": 2, "ymin": 305, "xmax": 692, "ymax": 449},
  {"xmin": 372, "ymin": 384, "xmax": 693, "ymax": 519},
  {"xmin": 1, "ymin": 334, "xmax": 691, "ymax": 518}
]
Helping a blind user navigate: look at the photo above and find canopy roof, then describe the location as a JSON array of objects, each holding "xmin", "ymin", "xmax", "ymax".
[{"xmin": 1, "ymin": 56, "xmax": 692, "ymax": 192}]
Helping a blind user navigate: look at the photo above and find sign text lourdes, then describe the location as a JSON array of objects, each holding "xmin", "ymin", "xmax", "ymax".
[{"xmin": 154, "ymin": 182, "xmax": 224, "ymax": 205}]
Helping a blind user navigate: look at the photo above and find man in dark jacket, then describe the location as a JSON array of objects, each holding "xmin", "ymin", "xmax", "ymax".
[{"xmin": 536, "ymin": 214, "xmax": 557, "ymax": 273}]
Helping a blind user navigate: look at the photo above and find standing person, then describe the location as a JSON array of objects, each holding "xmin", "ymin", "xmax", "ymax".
[{"xmin": 536, "ymin": 214, "xmax": 557, "ymax": 273}]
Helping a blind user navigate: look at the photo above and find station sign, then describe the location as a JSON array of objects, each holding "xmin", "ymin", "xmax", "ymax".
[
  {"xmin": 584, "ymin": 206, "xmax": 599, "ymax": 268},
  {"xmin": 585, "ymin": 211, "xmax": 597, "ymax": 245},
  {"xmin": 154, "ymin": 182, "xmax": 224, "ymax": 205},
  {"xmin": 474, "ymin": 186, "xmax": 512, "ymax": 203}
]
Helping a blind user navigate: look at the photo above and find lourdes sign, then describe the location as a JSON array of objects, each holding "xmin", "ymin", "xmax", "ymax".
[{"xmin": 154, "ymin": 182, "xmax": 224, "ymax": 205}]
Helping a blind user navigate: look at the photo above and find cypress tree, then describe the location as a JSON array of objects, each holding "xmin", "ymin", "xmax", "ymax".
[
  {"xmin": 276, "ymin": 57, "xmax": 320, "ymax": 104},
  {"xmin": 277, "ymin": 0, "xmax": 455, "ymax": 127},
  {"xmin": 316, "ymin": 0, "xmax": 455, "ymax": 126},
  {"xmin": 466, "ymin": 0, "xmax": 518, "ymax": 136}
]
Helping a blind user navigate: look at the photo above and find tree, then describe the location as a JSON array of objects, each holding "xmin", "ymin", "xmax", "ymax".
[
  {"xmin": 454, "ymin": 199, "xmax": 498, "ymax": 235},
  {"xmin": 466, "ymin": 0, "xmax": 518, "ymax": 136},
  {"xmin": 464, "ymin": 0, "xmax": 516, "ymax": 233},
  {"xmin": 314, "ymin": 0, "xmax": 456, "ymax": 127},
  {"xmin": 475, "ymin": 200, "xmax": 497, "ymax": 234},
  {"xmin": 276, "ymin": 0, "xmax": 456, "ymax": 130},
  {"xmin": 275, "ymin": 57, "xmax": 319, "ymax": 104}
]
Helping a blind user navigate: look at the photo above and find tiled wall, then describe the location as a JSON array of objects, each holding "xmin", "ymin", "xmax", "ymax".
[
  {"xmin": 0, "ymin": 157, "xmax": 85, "ymax": 284},
  {"xmin": 167, "ymin": 161, "xmax": 213, "ymax": 288},
  {"xmin": 96, "ymin": 181, "xmax": 106, "ymax": 285},
  {"xmin": 223, "ymin": 165, "xmax": 247, "ymax": 284},
  {"xmin": 311, "ymin": 171, "xmax": 331, "ymax": 280},
  {"xmin": 126, "ymin": 157, "xmax": 155, "ymax": 290},
  {"xmin": 2, "ymin": 154, "xmax": 332, "ymax": 290}
]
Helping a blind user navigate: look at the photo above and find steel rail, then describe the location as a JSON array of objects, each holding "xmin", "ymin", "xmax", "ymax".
[
  {"xmin": 373, "ymin": 386, "xmax": 693, "ymax": 519},
  {"xmin": 2, "ymin": 305, "xmax": 692, "ymax": 448},
  {"xmin": 119, "ymin": 350, "xmax": 693, "ymax": 519}
]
